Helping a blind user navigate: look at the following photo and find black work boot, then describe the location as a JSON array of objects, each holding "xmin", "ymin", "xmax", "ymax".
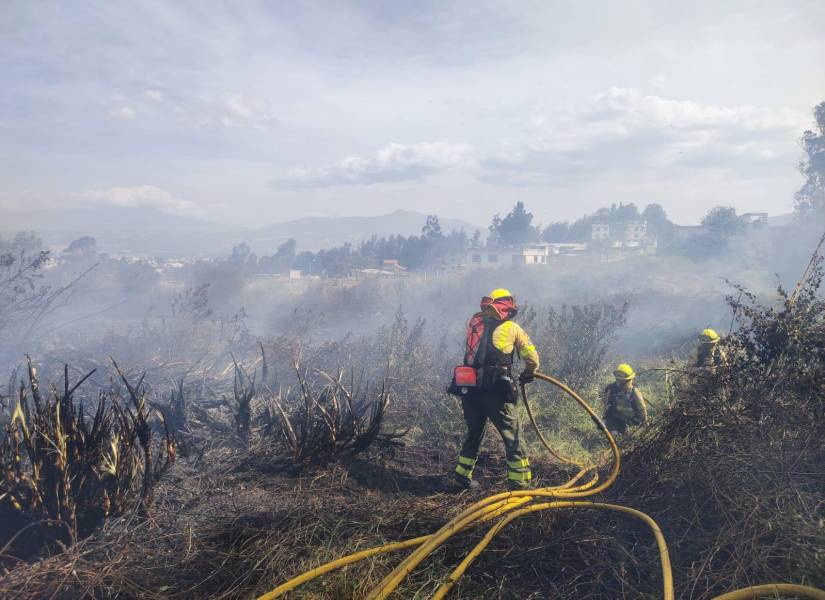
[
  {"xmin": 453, "ymin": 474, "xmax": 480, "ymax": 490},
  {"xmin": 507, "ymin": 480, "xmax": 531, "ymax": 492}
]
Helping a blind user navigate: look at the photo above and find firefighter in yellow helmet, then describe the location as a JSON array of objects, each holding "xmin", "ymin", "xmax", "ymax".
[
  {"xmin": 694, "ymin": 328, "xmax": 727, "ymax": 373},
  {"xmin": 452, "ymin": 288, "xmax": 540, "ymax": 490},
  {"xmin": 603, "ymin": 363, "xmax": 648, "ymax": 436}
]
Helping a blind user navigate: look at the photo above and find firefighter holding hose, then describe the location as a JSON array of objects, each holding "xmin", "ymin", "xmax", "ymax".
[{"xmin": 450, "ymin": 288, "xmax": 539, "ymax": 490}]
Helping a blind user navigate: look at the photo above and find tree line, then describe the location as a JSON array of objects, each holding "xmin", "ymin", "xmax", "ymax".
[
  {"xmin": 228, "ymin": 215, "xmax": 473, "ymax": 278},
  {"xmin": 6, "ymin": 102, "xmax": 823, "ymax": 282}
]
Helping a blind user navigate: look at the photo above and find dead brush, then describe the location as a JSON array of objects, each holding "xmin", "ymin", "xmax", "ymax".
[
  {"xmin": 223, "ymin": 354, "xmax": 256, "ymax": 444},
  {"xmin": 598, "ymin": 258, "xmax": 825, "ymax": 598},
  {"xmin": 264, "ymin": 361, "xmax": 402, "ymax": 466},
  {"xmin": 152, "ymin": 377, "xmax": 196, "ymax": 457},
  {"xmin": 520, "ymin": 298, "xmax": 630, "ymax": 391},
  {"xmin": 0, "ymin": 357, "xmax": 175, "ymax": 561}
]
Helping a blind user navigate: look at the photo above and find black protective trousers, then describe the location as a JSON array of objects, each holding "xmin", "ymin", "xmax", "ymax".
[{"xmin": 457, "ymin": 387, "xmax": 531, "ymax": 487}]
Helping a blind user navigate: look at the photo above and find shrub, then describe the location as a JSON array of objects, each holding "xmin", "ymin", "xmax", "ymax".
[
  {"xmin": 613, "ymin": 258, "xmax": 825, "ymax": 596},
  {"xmin": 521, "ymin": 298, "xmax": 630, "ymax": 391},
  {"xmin": 264, "ymin": 363, "xmax": 398, "ymax": 466},
  {"xmin": 0, "ymin": 358, "xmax": 175, "ymax": 560},
  {"xmin": 224, "ymin": 355, "xmax": 256, "ymax": 443}
]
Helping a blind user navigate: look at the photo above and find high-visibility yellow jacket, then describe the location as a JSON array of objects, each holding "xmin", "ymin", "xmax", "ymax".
[{"xmin": 489, "ymin": 319, "xmax": 540, "ymax": 372}]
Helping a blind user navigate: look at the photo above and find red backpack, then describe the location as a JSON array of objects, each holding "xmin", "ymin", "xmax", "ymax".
[
  {"xmin": 447, "ymin": 296, "xmax": 518, "ymax": 396},
  {"xmin": 447, "ymin": 314, "xmax": 491, "ymax": 395}
]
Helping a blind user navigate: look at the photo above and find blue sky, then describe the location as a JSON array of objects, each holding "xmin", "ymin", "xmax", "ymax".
[{"xmin": 2, "ymin": 1, "xmax": 824, "ymax": 227}]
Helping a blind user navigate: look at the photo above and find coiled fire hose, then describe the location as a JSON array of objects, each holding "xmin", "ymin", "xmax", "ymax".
[{"xmin": 257, "ymin": 372, "xmax": 823, "ymax": 600}]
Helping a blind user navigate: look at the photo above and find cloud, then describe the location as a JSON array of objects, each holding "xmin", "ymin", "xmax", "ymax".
[
  {"xmin": 108, "ymin": 91, "xmax": 278, "ymax": 131},
  {"xmin": 80, "ymin": 185, "xmax": 194, "ymax": 214},
  {"xmin": 216, "ymin": 94, "xmax": 277, "ymax": 129},
  {"xmin": 274, "ymin": 142, "xmax": 473, "ymax": 188},
  {"xmin": 480, "ymin": 87, "xmax": 807, "ymax": 185},
  {"xmin": 109, "ymin": 106, "xmax": 137, "ymax": 120},
  {"xmin": 112, "ymin": 91, "xmax": 278, "ymax": 131}
]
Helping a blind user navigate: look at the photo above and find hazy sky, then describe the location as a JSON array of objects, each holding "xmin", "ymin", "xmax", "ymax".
[{"xmin": 2, "ymin": 1, "xmax": 824, "ymax": 228}]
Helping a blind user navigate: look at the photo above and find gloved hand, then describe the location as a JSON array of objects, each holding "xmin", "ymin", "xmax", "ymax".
[{"xmin": 519, "ymin": 370, "xmax": 535, "ymax": 384}]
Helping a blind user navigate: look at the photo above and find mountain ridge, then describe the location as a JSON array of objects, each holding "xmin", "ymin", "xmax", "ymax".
[{"xmin": 2, "ymin": 206, "xmax": 482, "ymax": 257}]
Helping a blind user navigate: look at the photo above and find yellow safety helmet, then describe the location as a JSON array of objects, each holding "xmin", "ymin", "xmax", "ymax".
[
  {"xmin": 613, "ymin": 363, "xmax": 636, "ymax": 381},
  {"xmin": 489, "ymin": 288, "xmax": 513, "ymax": 300},
  {"xmin": 700, "ymin": 328, "xmax": 720, "ymax": 344}
]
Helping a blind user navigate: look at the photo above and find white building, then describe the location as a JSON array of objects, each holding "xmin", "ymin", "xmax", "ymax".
[
  {"xmin": 591, "ymin": 223, "xmax": 610, "ymax": 240},
  {"xmin": 537, "ymin": 242, "xmax": 588, "ymax": 255},
  {"xmin": 622, "ymin": 221, "xmax": 647, "ymax": 248},
  {"xmin": 740, "ymin": 212, "xmax": 769, "ymax": 227},
  {"xmin": 625, "ymin": 221, "xmax": 647, "ymax": 242},
  {"xmin": 592, "ymin": 221, "xmax": 651, "ymax": 250},
  {"xmin": 467, "ymin": 244, "xmax": 550, "ymax": 267}
]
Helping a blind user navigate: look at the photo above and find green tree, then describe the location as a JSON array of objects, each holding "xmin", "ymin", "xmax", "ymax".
[
  {"xmin": 259, "ymin": 238, "xmax": 297, "ymax": 273},
  {"xmin": 422, "ymin": 214, "xmax": 444, "ymax": 240},
  {"xmin": 642, "ymin": 203, "xmax": 674, "ymax": 242},
  {"xmin": 487, "ymin": 214, "xmax": 503, "ymax": 248},
  {"xmin": 702, "ymin": 206, "xmax": 742, "ymax": 239},
  {"xmin": 228, "ymin": 242, "xmax": 258, "ymax": 273},
  {"xmin": 642, "ymin": 203, "xmax": 668, "ymax": 229},
  {"xmin": 541, "ymin": 222, "xmax": 571, "ymax": 242},
  {"xmin": 490, "ymin": 201, "xmax": 537, "ymax": 246},
  {"xmin": 611, "ymin": 202, "xmax": 640, "ymax": 223},
  {"xmin": 795, "ymin": 100, "xmax": 825, "ymax": 217}
]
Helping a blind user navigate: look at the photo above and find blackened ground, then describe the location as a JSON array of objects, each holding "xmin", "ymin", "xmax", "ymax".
[{"xmin": 1, "ymin": 437, "xmax": 659, "ymax": 599}]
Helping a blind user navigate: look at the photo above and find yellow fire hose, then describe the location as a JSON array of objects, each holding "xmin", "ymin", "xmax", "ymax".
[
  {"xmin": 257, "ymin": 497, "xmax": 535, "ymax": 600},
  {"xmin": 259, "ymin": 372, "xmax": 612, "ymax": 599},
  {"xmin": 362, "ymin": 373, "xmax": 621, "ymax": 600},
  {"xmin": 257, "ymin": 372, "xmax": 823, "ymax": 600},
  {"xmin": 521, "ymin": 380, "xmax": 586, "ymax": 468},
  {"xmin": 711, "ymin": 584, "xmax": 825, "ymax": 600},
  {"xmin": 432, "ymin": 500, "xmax": 673, "ymax": 600}
]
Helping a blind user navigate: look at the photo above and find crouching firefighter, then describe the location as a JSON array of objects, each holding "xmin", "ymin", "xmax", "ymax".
[
  {"xmin": 447, "ymin": 288, "xmax": 540, "ymax": 490},
  {"xmin": 694, "ymin": 328, "xmax": 727, "ymax": 374},
  {"xmin": 603, "ymin": 363, "xmax": 648, "ymax": 437}
]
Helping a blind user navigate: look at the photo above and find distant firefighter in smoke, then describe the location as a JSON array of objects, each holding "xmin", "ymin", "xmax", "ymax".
[
  {"xmin": 694, "ymin": 328, "xmax": 727, "ymax": 373},
  {"xmin": 603, "ymin": 363, "xmax": 648, "ymax": 437}
]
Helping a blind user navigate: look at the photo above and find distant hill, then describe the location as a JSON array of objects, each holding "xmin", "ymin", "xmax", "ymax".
[
  {"xmin": 1, "ymin": 206, "xmax": 242, "ymax": 258},
  {"xmin": 1, "ymin": 207, "xmax": 482, "ymax": 258},
  {"xmin": 245, "ymin": 209, "xmax": 482, "ymax": 253}
]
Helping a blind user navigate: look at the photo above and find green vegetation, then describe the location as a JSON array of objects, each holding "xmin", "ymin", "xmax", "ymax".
[{"xmin": 795, "ymin": 100, "xmax": 825, "ymax": 217}]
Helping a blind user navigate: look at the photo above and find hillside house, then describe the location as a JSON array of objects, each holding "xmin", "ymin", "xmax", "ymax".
[
  {"xmin": 466, "ymin": 244, "xmax": 550, "ymax": 267},
  {"xmin": 381, "ymin": 259, "xmax": 408, "ymax": 274},
  {"xmin": 740, "ymin": 212, "xmax": 769, "ymax": 228},
  {"xmin": 625, "ymin": 221, "xmax": 647, "ymax": 242},
  {"xmin": 591, "ymin": 223, "xmax": 610, "ymax": 240},
  {"xmin": 591, "ymin": 221, "xmax": 652, "ymax": 250},
  {"xmin": 538, "ymin": 242, "xmax": 588, "ymax": 255}
]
